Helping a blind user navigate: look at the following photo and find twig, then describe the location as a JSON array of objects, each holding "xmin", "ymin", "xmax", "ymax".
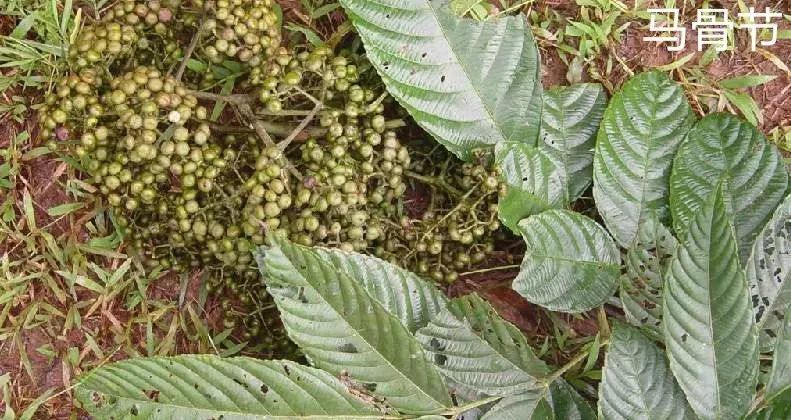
[
  {"xmin": 188, "ymin": 90, "xmax": 258, "ymax": 105},
  {"xmin": 459, "ymin": 265, "xmax": 520, "ymax": 277},
  {"xmin": 405, "ymin": 171, "xmax": 464, "ymax": 198},
  {"xmin": 278, "ymin": 86, "xmax": 323, "ymax": 151},
  {"xmin": 236, "ymin": 103, "xmax": 276, "ymax": 147},
  {"xmin": 174, "ymin": 2, "xmax": 212, "ymax": 81},
  {"xmin": 541, "ymin": 337, "xmax": 610, "ymax": 386},
  {"xmin": 236, "ymin": 103, "xmax": 303, "ymax": 180}
]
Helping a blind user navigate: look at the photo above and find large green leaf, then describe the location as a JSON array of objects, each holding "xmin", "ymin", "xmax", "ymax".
[
  {"xmin": 260, "ymin": 237, "xmax": 452, "ymax": 414},
  {"xmin": 312, "ymin": 247, "xmax": 448, "ymax": 334},
  {"xmin": 415, "ymin": 293, "xmax": 548, "ymax": 397},
  {"xmin": 496, "ymin": 143, "xmax": 566, "ymax": 231},
  {"xmin": 496, "ymin": 83, "xmax": 606, "ymax": 231},
  {"xmin": 599, "ymin": 323, "xmax": 693, "ymax": 419},
  {"xmin": 663, "ymin": 186, "xmax": 759, "ymax": 420},
  {"xmin": 513, "ymin": 210, "xmax": 620, "ymax": 313},
  {"xmin": 620, "ymin": 213, "xmax": 678, "ymax": 338},
  {"xmin": 75, "ymin": 356, "xmax": 387, "ymax": 419},
  {"xmin": 670, "ymin": 113, "xmax": 789, "ymax": 262},
  {"xmin": 338, "ymin": 0, "xmax": 542, "ymax": 159},
  {"xmin": 746, "ymin": 194, "xmax": 791, "ymax": 351},
  {"xmin": 593, "ymin": 71, "xmax": 695, "ymax": 247},
  {"xmin": 766, "ymin": 308, "xmax": 791, "ymax": 400},
  {"xmin": 540, "ymin": 83, "xmax": 607, "ymax": 201}
]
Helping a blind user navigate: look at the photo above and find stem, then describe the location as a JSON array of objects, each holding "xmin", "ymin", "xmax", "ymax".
[
  {"xmin": 236, "ymin": 103, "xmax": 303, "ymax": 181},
  {"xmin": 188, "ymin": 90, "xmax": 257, "ymax": 105},
  {"xmin": 278, "ymin": 86, "xmax": 323, "ymax": 151},
  {"xmin": 442, "ymin": 395, "xmax": 502, "ymax": 418},
  {"xmin": 459, "ymin": 265, "xmax": 520, "ymax": 277},
  {"xmin": 405, "ymin": 171, "xmax": 464, "ymax": 198},
  {"xmin": 174, "ymin": 2, "xmax": 212, "ymax": 81},
  {"xmin": 541, "ymin": 337, "xmax": 610, "ymax": 386},
  {"xmin": 385, "ymin": 119, "xmax": 407, "ymax": 130},
  {"xmin": 236, "ymin": 103, "xmax": 276, "ymax": 147}
]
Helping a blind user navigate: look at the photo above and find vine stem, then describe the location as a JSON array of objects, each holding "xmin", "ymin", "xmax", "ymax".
[{"xmin": 540, "ymin": 337, "xmax": 610, "ymax": 386}]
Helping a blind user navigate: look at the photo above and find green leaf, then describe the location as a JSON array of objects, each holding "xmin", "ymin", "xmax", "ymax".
[
  {"xmin": 593, "ymin": 71, "xmax": 695, "ymax": 247},
  {"xmin": 513, "ymin": 210, "xmax": 620, "ymax": 313},
  {"xmin": 415, "ymin": 293, "xmax": 548, "ymax": 397},
  {"xmin": 663, "ymin": 186, "xmax": 759, "ymax": 420},
  {"xmin": 719, "ymin": 74, "xmax": 777, "ymax": 89},
  {"xmin": 745, "ymin": 389, "xmax": 791, "ymax": 420},
  {"xmin": 481, "ymin": 391, "xmax": 552, "ymax": 420},
  {"xmin": 496, "ymin": 143, "xmax": 566, "ymax": 231},
  {"xmin": 723, "ymin": 89, "xmax": 762, "ymax": 126},
  {"xmin": 620, "ymin": 213, "xmax": 678, "ymax": 337},
  {"xmin": 746, "ymin": 194, "xmax": 791, "ymax": 351},
  {"xmin": 338, "ymin": 0, "xmax": 542, "ymax": 160},
  {"xmin": 260, "ymin": 237, "xmax": 452, "ymax": 414},
  {"xmin": 284, "ymin": 24, "xmax": 326, "ymax": 46},
  {"xmin": 599, "ymin": 323, "xmax": 693, "ymax": 419},
  {"xmin": 540, "ymin": 83, "xmax": 607, "ymax": 202},
  {"xmin": 496, "ymin": 83, "xmax": 607, "ymax": 231},
  {"xmin": 75, "ymin": 355, "xmax": 386, "ymax": 419},
  {"xmin": 670, "ymin": 113, "xmax": 789, "ymax": 263},
  {"xmin": 46, "ymin": 202, "xmax": 83, "ymax": 217},
  {"xmin": 766, "ymin": 308, "xmax": 791, "ymax": 400},
  {"xmin": 545, "ymin": 380, "xmax": 596, "ymax": 420}
]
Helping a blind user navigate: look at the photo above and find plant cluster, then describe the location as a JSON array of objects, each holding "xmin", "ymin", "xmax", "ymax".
[
  {"xmin": 36, "ymin": 0, "xmax": 524, "ymax": 349},
  {"xmin": 38, "ymin": 0, "xmax": 413, "ymax": 282},
  {"xmin": 73, "ymin": 1, "xmax": 790, "ymax": 418},
  {"xmin": 378, "ymin": 146, "xmax": 507, "ymax": 283}
]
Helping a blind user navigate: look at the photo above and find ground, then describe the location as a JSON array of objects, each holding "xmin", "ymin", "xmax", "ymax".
[{"xmin": 0, "ymin": 0, "xmax": 789, "ymax": 417}]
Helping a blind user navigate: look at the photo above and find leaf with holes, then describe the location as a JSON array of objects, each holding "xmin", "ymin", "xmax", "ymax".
[
  {"xmin": 496, "ymin": 83, "xmax": 607, "ymax": 231},
  {"xmin": 593, "ymin": 71, "xmax": 695, "ymax": 247},
  {"xmin": 496, "ymin": 143, "xmax": 566, "ymax": 231},
  {"xmin": 670, "ymin": 113, "xmax": 788, "ymax": 262},
  {"xmin": 415, "ymin": 293, "xmax": 548, "ymax": 397},
  {"xmin": 540, "ymin": 83, "xmax": 607, "ymax": 201},
  {"xmin": 337, "ymin": 0, "xmax": 542, "ymax": 160},
  {"xmin": 260, "ymin": 237, "xmax": 452, "ymax": 414},
  {"xmin": 75, "ymin": 356, "xmax": 386, "ymax": 419},
  {"xmin": 746, "ymin": 194, "xmax": 791, "ymax": 351},
  {"xmin": 663, "ymin": 186, "xmax": 759, "ymax": 420},
  {"xmin": 599, "ymin": 323, "xmax": 693, "ymax": 419},
  {"xmin": 513, "ymin": 210, "xmax": 620, "ymax": 313},
  {"xmin": 620, "ymin": 213, "xmax": 678, "ymax": 338}
]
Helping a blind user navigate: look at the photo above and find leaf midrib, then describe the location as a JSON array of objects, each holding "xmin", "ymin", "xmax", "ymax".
[
  {"xmin": 286, "ymin": 246, "xmax": 450, "ymax": 410},
  {"xmin": 427, "ymin": 3, "xmax": 510, "ymax": 143}
]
